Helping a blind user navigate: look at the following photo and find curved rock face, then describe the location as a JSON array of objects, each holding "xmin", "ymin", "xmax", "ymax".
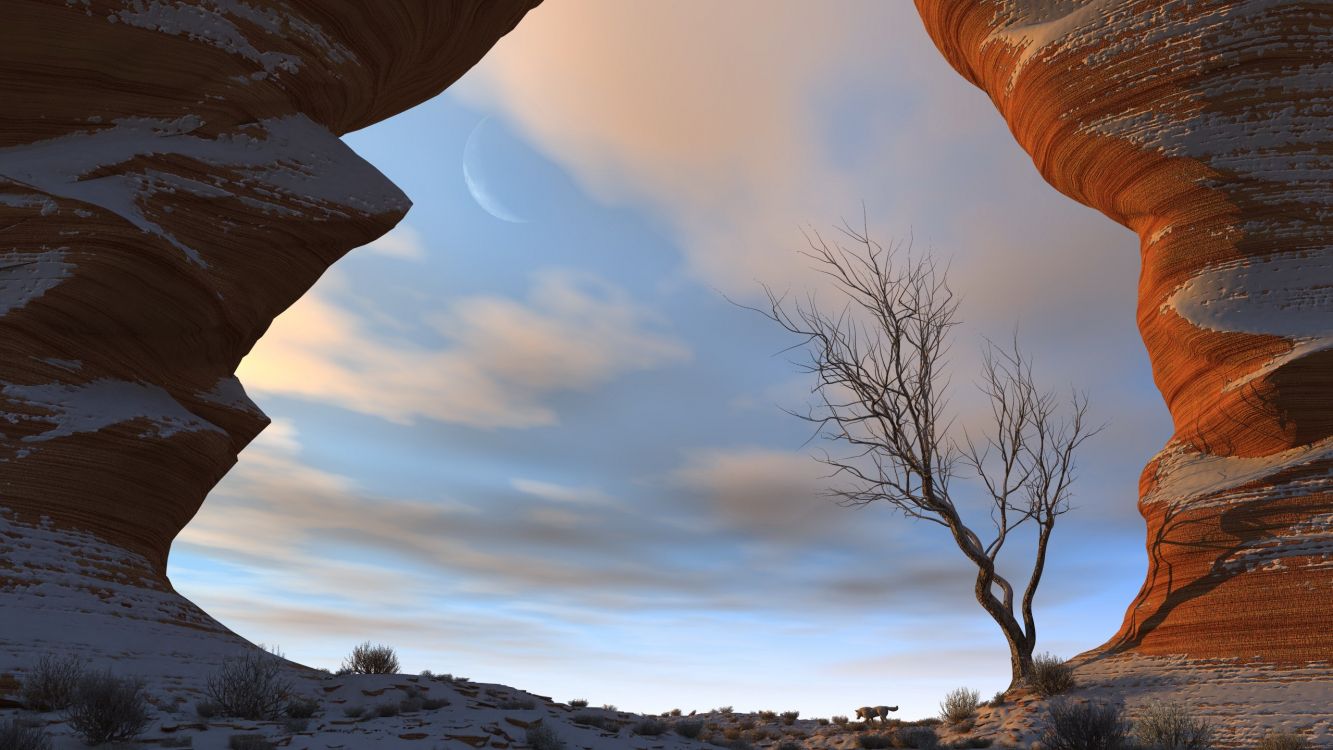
[
  {"xmin": 0, "ymin": 0, "xmax": 537, "ymax": 666},
  {"xmin": 914, "ymin": 1, "xmax": 1332, "ymax": 663}
]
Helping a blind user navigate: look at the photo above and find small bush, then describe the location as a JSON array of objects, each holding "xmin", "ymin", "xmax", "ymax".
[
  {"xmin": 832, "ymin": 715, "xmax": 849, "ymax": 726},
  {"xmin": 196, "ymin": 699, "xmax": 222, "ymax": 719},
  {"xmin": 500, "ymin": 697, "xmax": 536, "ymax": 710},
  {"xmin": 1257, "ymin": 733, "xmax": 1312, "ymax": 750},
  {"xmin": 21, "ymin": 653, "xmax": 84, "ymax": 712},
  {"xmin": 1041, "ymin": 700, "xmax": 1128, "ymax": 750},
  {"xmin": 676, "ymin": 719, "xmax": 704, "ymax": 738},
  {"xmin": 526, "ymin": 724, "xmax": 566, "ymax": 750},
  {"xmin": 342, "ymin": 705, "xmax": 365, "ymax": 718},
  {"xmin": 894, "ymin": 726, "xmax": 939, "ymax": 749},
  {"xmin": 717, "ymin": 705, "xmax": 734, "ymax": 715},
  {"xmin": 782, "ymin": 710, "xmax": 801, "ymax": 726},
  {"xmin": 420, "ymin": 669, "xmax": 433, "ymax": 678},
  {"xmin": 399, "ymin": 696, "xmax": 425, "ymax": 713},
  {"xmin": 64, "ymin": 671, "xmax": 151, "ymax": 745},
  {"xmin": 375, "ymin": 701, "xmax": 400, "ymax": 718},
  {"xmin": 422, "ymin": 696, "xmax": 450, "ymax": 710},
  {"xmin": 759, "ymin": 710, "xmax": 778, "ymax": 721},
  {"xmin": 568, "ymin": 698, "xmax": 588, "ymax": 708},
  {"xmin": 739, "ymin": 717, "xmax": 757, "ymax": 730},
  {"xmin": 0, "ymin": 718, "xmax": 51, "ymax": 750},
  {"xmin": 859, "ymin": 734, "xmax": 894, "ymax": 749},
  {"xmin": 670, "ymin": 708, "xmax": 683, "ymax": 716},
  {"xmin": 341, "ymin": 641, "xmax": 399, "ymax": 675},
  {"xmin": 634, "ymin": 718, "xmax": 667, "ymax": 736},
  {"xmin": 228, "ymin": 735, "xmax": 275, "ymax": 750},
  {"xmin": 1030, "ymin": 653, "xmax": 1076, "ymax": 697},
  {"xmin": 284, "ymin": 717, "xmax": 309, "ymax": 733},
  {"xmin": 205, "ymin": 650, "xmax": 292, "ymax": 720},
  {"xmin": 1133, "ymin": 700, "xmax": 1213, "ymax": 750},
  {"xmin": 285, "ymin": 696, "xmax": 319, "ymax": 718},
  {"xmin": 602, "ymin": 703, "xmax": 618, "ymax": 711},
  {"xmin": 939, "ymin": 688, "xmax": 980, "ymax": 725}
]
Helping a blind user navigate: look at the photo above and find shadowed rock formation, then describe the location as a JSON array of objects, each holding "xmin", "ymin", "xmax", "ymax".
[
  {"xmin": 913, "ymin": 1, "xmax": 1332, "ymax": 664},
  {"xmin": 0, "ymin": 0, "xmax": 538, "ymax": 668}
]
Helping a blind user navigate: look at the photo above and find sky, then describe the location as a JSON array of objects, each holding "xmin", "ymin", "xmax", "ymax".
[{"xmin": 168, "ymin": 1, "xmax": 1174, "ymax": 721}]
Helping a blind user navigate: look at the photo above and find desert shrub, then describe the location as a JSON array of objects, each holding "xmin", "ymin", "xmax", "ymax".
[
  {"xmin": 602, "ymin": 703, "xmax": 618, "ymax": 711},
  {"xmin": 500, "ymin": 697, "xmax": 536, "ymax": 710},
  {"xmin": 634, "ymin": 718, "xmax": 667, "ymax": 736},
  {"xmin": 342, "ymin": 705, "xmax": 365, "ymax": 718},
  {"xmin": 228, "ymin": 735, "xmax": 275, "ymax": 750},
  {"xmin": 196, "ymin": 699, "xmax": 222, "ymax": 718},
  {"xmin": 782, "ymin": 710, "xmax": 801, "ymax": 726},
  {"xmin": 341, "ymin": 641, "xmax": 399, "ymax": 675},
  {"xmin": 1257, "ymin": 733, "xmax": 1312, "ymax": 750},
  {"xmin": 284, "ymin": 717, "xmax": 309, "ymax": 733},
  {"xmin": 739, "ymin": 717, "xmax": 757, "ymax": 730},
  {"xmin": 758, "ymin": 709, "xmax": 777, "ymax": 721},
  {"xmin": 717, "ymin": 705, "xmax": 734, "ymax": 715},
  {"xmin": 939, "ymin": 688, "xmax": 980, "ymax": 725},
  {"xmin": 0, "ymin": 718, "xmax": 52, "ymax": 750},
  {"xmin": 723, "ymin": 726, "xmax": 743, "ymax": 740},
  {"xmin": 670, "ymin": 708, "xmax": 683, "ymax": 716},
  {"xmin": 859, "ymin": 733, "xmax": 894, "ymax": 749},
  {"xmin": 21, "ymin": 653, "xmax": 84, "ymax": 712},
  {"xmin": 205, "ymin": 650, "xmax": 291, "ymax": 720},
  {"xmin": 894, "ymin": 726, "xmax": 939, "ymax": 749},
  {"xmin": 375, "ymin": 701, "xmax": 400, "ymax": 718},
  {"xmin": 399, "ymin": 696, "xmax": 425, "ymax": 713},
  {"xmin": 1030, "ymin": 653, "xmax": 1076, "ymax": 697},
  {"xmin": 676, "ymin": 719, "xmax": 705, "ymax": 738},
  {"xmin": 526, "ymin": 724, "xmax": 566, "ymax": 750},
  {"xmin": 568, "ymin": 698, "xmax": 588, "ymax": 708},
  {"xmin": 64, "ymin": 670, "xmax": 151, "ymax": 745},
  {"xmin": 990, "ymin": 691, "xmax": 1005, "ymax": 706},
  {"xmin": 1041, "ymin": 700, "xmax": 1128, "ymax": 750},
  {"xmin": 832, "ymin": 715, "xmax": 850, "ymax": 726},
  {"xmin": 422, "ymin": 696, "xmax": 450, "ymax": 710},
  {"xmin": 1133, "ymin": 700, "xmax": 1213, "ymax": 750},
  {"xmin": 285, "ymin": 696, "xmax": 319, "ymax": 718}
]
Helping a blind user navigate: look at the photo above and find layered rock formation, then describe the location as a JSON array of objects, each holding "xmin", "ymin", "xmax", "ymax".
[
  {"xmin": 913, "ymin": 2, "xmax": 1332, "ymax": 663},
  {"xmin": 0, "ymin": 0, "xmax": 538, "ymax": 669}
]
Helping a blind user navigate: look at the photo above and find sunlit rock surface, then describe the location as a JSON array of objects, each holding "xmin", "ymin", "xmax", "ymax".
[
  {"xmin": 914, "ymin": 0, "xmax": 1331, "ymax": 742},
  {"xmin": 0, "ymin": 0, "xmax": 538, "ymax": 674}
]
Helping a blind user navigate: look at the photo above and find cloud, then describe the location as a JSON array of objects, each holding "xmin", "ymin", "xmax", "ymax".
[
  {"xmin": 511, "ymin": 478, "xmax": 613, "ymax": 506},
  {"xmin": 359, "ymin": 223, "xmax": 428, "ymax": 260},
  {"xmin": 669, "ymin": 447, "xmax": 844, "ymax": 540},
  {"xmin": 237, "ymin": 269, "xmax": 690, "ymax": 428}
]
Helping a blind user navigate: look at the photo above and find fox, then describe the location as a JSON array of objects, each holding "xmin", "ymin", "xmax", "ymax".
[{"xmin": 855, "ymin": 705, "xmax": 898, "ymax": 723}]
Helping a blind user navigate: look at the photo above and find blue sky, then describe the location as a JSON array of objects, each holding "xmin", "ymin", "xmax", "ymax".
[{"xmin": 168, "ymin": 1, "xmax": 1172, "ymax": 720}]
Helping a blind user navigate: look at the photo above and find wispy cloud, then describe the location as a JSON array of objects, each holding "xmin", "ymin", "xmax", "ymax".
[
  {"xmin": 360, "ymin": 223, "xmax": 428, "ymax": 261},
  {"xmin": 238, "ymin": 269, "xmax": 690, "ymax": 428}
]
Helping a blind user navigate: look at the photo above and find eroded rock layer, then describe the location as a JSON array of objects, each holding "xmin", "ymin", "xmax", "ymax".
[
  {"xmin": 0, "ymin": 0, "xmax": 537, "ymax": 657},
  {"xmin": 914, "ymin": 0, "xmax": 1332, "ymax": 663}
]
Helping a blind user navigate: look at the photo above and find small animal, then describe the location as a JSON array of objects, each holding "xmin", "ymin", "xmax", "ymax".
[{"xmin": 855, "ymin": 705, "xmax": 898, "ymax": 723}]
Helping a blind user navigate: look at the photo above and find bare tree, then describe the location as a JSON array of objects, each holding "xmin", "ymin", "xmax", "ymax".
[{"xmin": 753, "ymin": 217, "xmax": 1097, "ymax": 689}]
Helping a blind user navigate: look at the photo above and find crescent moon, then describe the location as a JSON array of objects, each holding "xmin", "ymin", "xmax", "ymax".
[{"xmin": 463, "ymin": 117, "xmax": 527, "ymax": 224}]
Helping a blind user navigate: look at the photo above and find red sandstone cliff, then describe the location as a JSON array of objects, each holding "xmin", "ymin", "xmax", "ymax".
[
  {"xmin": 0, "ymin": 0, "xmax": 538, "ymax": 666},
  {"xmin": 914, "ymin": 1, "xmax": 1332, "ymax": 664}
]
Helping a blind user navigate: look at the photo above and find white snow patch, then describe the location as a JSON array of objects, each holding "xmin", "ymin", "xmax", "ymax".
[
  {"xmin": 1142, "ymin": 437, "xmax": 1333, "ymax": 509},
  {"xmin": 196, "ymin": 374, "xmax": 263, "ymax": 416},
  {"xmin": 0, "ymin": 249, "xmax": 73, "ymax": 316},
  {"xmin": 1, "ymin": 378, "xmax": 225, "ymax": 442}
]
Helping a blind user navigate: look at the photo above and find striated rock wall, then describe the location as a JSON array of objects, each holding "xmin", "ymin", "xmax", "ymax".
[
  {"xmin": 913, "ymin": 1, "xmax": 1332, "ymax": 664},
  {"xmin": 0, "ymin": 0, "xmax": 538, "ymax": 665}
]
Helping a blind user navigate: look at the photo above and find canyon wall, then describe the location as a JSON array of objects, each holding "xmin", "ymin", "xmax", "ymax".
[
  {"xmin": 0, "ymin": 0, "xmax": 538, "ymax": 668},
  {"xmin": 913, "ymin": 0, "xmax": 1332, "ymax": 664}
]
